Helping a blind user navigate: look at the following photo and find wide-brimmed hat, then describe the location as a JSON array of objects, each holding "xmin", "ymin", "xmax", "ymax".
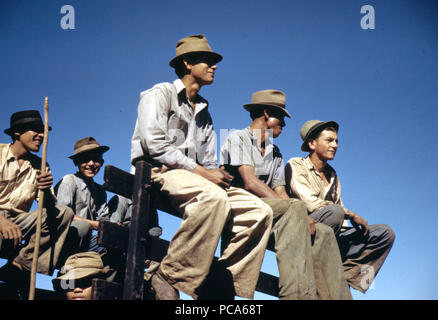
[
  {"xmin": 52, "ymin": 252, "xmax": 111, "ymax": 291},
  {"xmin": 300, "ymin": 120, "xmax": 339, "ymax": 152},
  {"xmin": 4, "ymin": 110, "xmax": 52, "ymax": 136},
  {"xmin": 243, "ymin": 89, "xmax": 291, "ymax": 118},
  {"xmin": 169, "ymin": 34, "xmax": 222, "ymax": 68},
  {"xmin": 68, "ymin": 136, "xmax": 109, "ymax": 160}
]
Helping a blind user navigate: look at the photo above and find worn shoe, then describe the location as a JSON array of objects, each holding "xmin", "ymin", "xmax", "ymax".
[{"xmin": 150, "ymin": 271, "xmax": 180, "ymax": 300}]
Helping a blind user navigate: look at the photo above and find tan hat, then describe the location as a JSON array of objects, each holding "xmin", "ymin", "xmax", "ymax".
[
  {"xmin": 52, "ymin": 252, "xmax": 110, "ymax": 290},
  {"xmin": 300, "ymin": 120, "xmax": 339, "ymax": 152},
  {"xmin": 169, "ymin": 34, "xmax": 222, "ymax": 68},
  {"xmin": 243, "ymin": 89, "xmax": 291, "ymax": 118},
  {"xmin": 68, "ymin": 136, "xmax": 109, "ymax": 160}
]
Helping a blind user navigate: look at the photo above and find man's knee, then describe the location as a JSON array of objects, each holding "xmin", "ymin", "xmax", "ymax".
[
  {"xmin": 372, "ymin": 224, "xmax": 395, "ymax": 246},
  {"xmin": 319, "ymin": 204, "xmax": 345, "ymax": 231}
]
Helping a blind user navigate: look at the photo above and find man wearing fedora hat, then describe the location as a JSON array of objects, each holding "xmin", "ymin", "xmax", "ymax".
[
  {"xmin": 55, "ymin": 137, "xmax": 111, "ymax": 257},
  {"xmin": 219, "ymin": 90, "xmax": 351, "ymax": 300},
  {"xmin": 0, "ymin": 110, "xmax": 75, "ymax": 298},
  {"xmin": 286, "ymin": 120, "xmax": 395, "ymax": 293},
  {"xmin": 130, "ymin": 34, "xmax": 273, "ymax": 300}
]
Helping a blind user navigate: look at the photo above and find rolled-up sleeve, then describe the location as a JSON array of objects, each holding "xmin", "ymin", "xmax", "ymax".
[
  {"xmin": 132, "ymin": 87, "xmax": 197, "ymax": 171},
  {"xmin": 271, "ymin": 160, "xmax": 286, "ymax": 190}
]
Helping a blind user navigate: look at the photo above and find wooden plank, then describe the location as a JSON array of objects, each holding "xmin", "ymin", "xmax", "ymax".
[
  {"xmin": 256, "ymin": 271, "xmax": 279, "ymax": 297},
  {"xmin": 97, "ymin": 221, "xmax": 129, "ymax": 252},
  {"xmin": 91, "ymin": 279, "xmax": 123, "ymax": 300},
  {"xmin": 103, "ymin": 165, "xmax": 134, "ymax": 199},
  {"xmin": 122, "ymin": 160, "xmax": 151, "ymax": 300}
]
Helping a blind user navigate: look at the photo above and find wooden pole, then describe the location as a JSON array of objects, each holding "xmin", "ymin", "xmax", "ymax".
[{"xmin": 28, "ymin": 97, "xmax": 49, "ymax": 300}]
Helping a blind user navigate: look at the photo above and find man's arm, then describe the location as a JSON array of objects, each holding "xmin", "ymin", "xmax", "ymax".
[
  {"xmin": 273, "ymin": 185, "xmax": 290, "ymax": 199},
  {"xmin": 135, "ymin": 87, "xmax": 197, "ymax": 171},
  {"xmin": 237, "ymin": 165, "xmax": 280, "ymax": 199},
  {"xmin": 0, "ymin": 215, "xmax": 22, "ymax": 248}
]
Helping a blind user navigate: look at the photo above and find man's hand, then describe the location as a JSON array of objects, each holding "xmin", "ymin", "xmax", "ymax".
[
  {"xmin": 0, "ymin": 215, "xmax": 23, "ymax": 248},
  {"xmin": 194, "ymin": 166, "xmax": 233, "ymax": 189},
  {"xmin": 36, "ymin": 169, "xmax": 53, "ymax": 191},
  {"xmin": 348, "ymin": 211, "xmax": 369, "ymax": 236},
  {"xmin": 308, "ymin": 216, "xmax": 317, "ymax": 236}
]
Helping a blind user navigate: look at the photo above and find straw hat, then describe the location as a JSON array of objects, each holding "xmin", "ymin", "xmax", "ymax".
[
  {"xmin": 243, "ymin": 89, "xmax": 291, "ymax": 118},
  {"xmin": 169, "ymin": 34, "xmax": 222, "ymax": 68},
  {"xmin": 68, "ymin": 136, "xmax": 109, "ymax": 160},
  {"xmin": 4, "ymin": 110, "xmax": 51, "ymax": 136},
  {"xmin": 300, "ymin": 120, "xmax": 339, "ymax": 152}
]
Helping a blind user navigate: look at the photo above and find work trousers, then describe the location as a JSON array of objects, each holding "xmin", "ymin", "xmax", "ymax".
[
  {"xmin": 262, "ymin": 198, "xmax": 351, "ymax": 300},
  {"xmin": 0, "ymin": 205, "xmax": 74, "ymax": 275},
  {"xmin": 151, "ymin": 168, "xmax": 273, "ymax": 300},
  {"xmin": 310, "ymin": 204, "xmax": 395, "ymax": 293}
]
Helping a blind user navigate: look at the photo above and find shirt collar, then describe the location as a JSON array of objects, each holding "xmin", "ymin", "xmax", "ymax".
[
  {"xmin": 304, "ymin": 156, "xmax": 336, "ymax": 178},
  {"xmin": 74, "ymin": 172, "xmax": 92, "ymax": 191},
  {"xmin": 173, "ymin": 79, "xmax": 209, "ymax": 114},
  {"xmin": 5, "ymin": 144, "xmax": 15, "ymax": 162}
]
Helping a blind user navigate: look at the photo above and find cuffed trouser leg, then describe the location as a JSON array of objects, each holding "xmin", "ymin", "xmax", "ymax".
[
  {"xmin": 8, "ymin": 205, "xmax": 74, "ymax": 275},
  {"xmin": 338, "ymin": 224, "xmax": 395, "ymax": 293},
  {"xmin": 152, "ymin": 168, "xmax": 272, "ymax": 300},
  {"xmin": 262, "ymin": 198, "xmax": 317, "ymax": 300},
  {"xmin": 311, "ymin": 223, "xmax": 352, "ymax": 300}
]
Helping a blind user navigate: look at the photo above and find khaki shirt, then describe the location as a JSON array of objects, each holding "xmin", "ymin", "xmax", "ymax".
[
  {"xmin": 131, "ymin": 79, "xmax": 217, "ymax": 171},
  {"xmin": 0, "ymin": 143, "xmax": 51, "ymax": 215},
  {"xmin": 286, "ymin": 156, "xmax": 349, "ymax": 217}
]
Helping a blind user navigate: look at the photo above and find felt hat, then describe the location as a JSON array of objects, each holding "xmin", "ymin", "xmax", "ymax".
[
  {"xmin": 169, "ymin": 34, "xmax": 222, "ymax": 68},
  {"xmin": 300, "ymin": 120, "xmax": 339, "ymax": 152},
  {"xmin": 52, "ymin": 252, "xmax": 111, "ymax": 291},
  {"xmin": 68, "ymin": 136, "xmax": 109, "ymax": 160},
  {"xmin": 243, "ymin": 89, "xmax": 291, "ymax": 118},
  {"xmin": 4, "ymin": 110, "xmax": 51, "ymax": 136}
]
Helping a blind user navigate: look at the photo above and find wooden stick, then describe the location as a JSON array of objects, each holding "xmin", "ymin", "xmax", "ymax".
[{"xmin": 29, "ymin": 97, "xmax": 49, "ymax": 300}]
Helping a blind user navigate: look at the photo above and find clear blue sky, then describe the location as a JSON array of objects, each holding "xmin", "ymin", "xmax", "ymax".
[{"xmin": 1, "ymin": 0, "xmax": 437, "ymax": 300}]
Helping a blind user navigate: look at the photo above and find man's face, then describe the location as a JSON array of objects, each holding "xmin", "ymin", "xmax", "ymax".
[
  {"xmin": 65, "ymin": 278, "xmax": 93, "ymax": 300},
  {"xmin": 265, "ymin": 110, "xmax": 286, "ymax": 138},
  {"xmin": 16, "ymin": 128, "xmax": 44, "ymax": 152},
  {"xmin": 187, "ymin": 55, "xmax": 217, "ymax": 86},
  {"xmin": 76, "ymin": 151, "xmax": 103, "ymax": 180},
  {"xmin": 309, "ymin": 129, "xmax": 338, "ymax": 161}
]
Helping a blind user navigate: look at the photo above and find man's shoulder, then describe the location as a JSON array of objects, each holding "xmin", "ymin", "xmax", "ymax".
[
  {"xmin": 24, "ymin": 152, "xmax": 45, "ymax": 170},
  {"xmin": 287, "ymin": 157, "xmax": 306, "ymax": 166},
  {"xmin": 272, "ymin": 144, "xmax": 283, "ymax": 159},
  {"xmin": 139, "ymin": 81, "xmax": 176, "ymax": 98}
]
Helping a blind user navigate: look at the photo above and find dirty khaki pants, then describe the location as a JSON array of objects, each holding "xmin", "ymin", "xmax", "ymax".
[
  {"xmin": 151, "ymin": 168, "xmax": 273, "ymax": 299},
  {"xmin": 0, "ymin": 205, "xmax": 74, "ymax": 275},
  {"xmin": 262, "ymin": 198, "xmax": 352, "ymax": 300}
]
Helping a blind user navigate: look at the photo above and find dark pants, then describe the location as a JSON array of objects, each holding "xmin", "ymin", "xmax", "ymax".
[{"xmin": 310, "ymin": 204, "xmax": 395, "ymax": 293}]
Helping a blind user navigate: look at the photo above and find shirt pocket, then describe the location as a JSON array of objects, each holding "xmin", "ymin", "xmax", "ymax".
[{"xmin": 168, "ymin": 114, "xmax": 189, "ymax": 146}]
